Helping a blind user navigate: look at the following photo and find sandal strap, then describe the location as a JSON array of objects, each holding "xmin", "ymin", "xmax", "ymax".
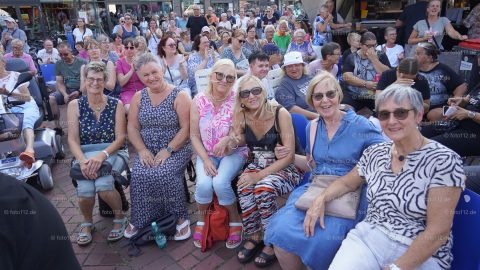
[
  {"xmin": 193, "ymin": 232, "xmax": 203, "ymax": 241},
  {"xmin": 176, "ymin": 220, "xmax": 190, "ymax": 231},
  {"xmin": 229, "ymin": 226, "xmax": 243, "ymax": 233},
  {"xmin": 227, "ymin": 234, "xmax": 241, "ymax": 241},
  {"xmin": 79, "ymin": 223, "xmax": 94, "ymax": 228},
  {"xmin": 113, "ymin": 218, "xmax": 127, "ymax": 224}
]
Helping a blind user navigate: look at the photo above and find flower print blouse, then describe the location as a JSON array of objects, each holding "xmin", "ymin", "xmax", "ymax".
[{"xmin": 194, "ymin": 91, "xmax": 247, "ymax": 157}]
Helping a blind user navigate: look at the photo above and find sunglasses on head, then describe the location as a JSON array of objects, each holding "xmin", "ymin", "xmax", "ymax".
[
  {"xmin": 214, "ymin": 72, "xmax": 235, "ymax": 83},
  {"xmin": 239, "ymin": 87, "xmax": 262, "ymax": 98},
  {"xmin": 312, "ymin": 90, "xmax": 337, "ymax": 101},
  {"xmin": 126, "ymin": 46, "xmax": 135, "ymax": 50},
  {"xmin": 377, "ymin": 108, "xmax": 415, "ymax": 121}
]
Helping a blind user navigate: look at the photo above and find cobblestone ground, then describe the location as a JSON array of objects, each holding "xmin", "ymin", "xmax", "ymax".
[{"xmin": 41, "ymin": 107, "xmax": 283, "ymax": 270}]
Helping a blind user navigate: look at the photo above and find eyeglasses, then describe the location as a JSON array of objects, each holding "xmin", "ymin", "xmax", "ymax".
[
  {"xmin": 214, "ymin": 72, "xmax": 235, "ymax": 83},
  {"xmin": 312, "ymin": 90, "xmax": 337, "ymax": 101},
  {"xmin": 239, "ymin": 87, "xmax": 262, "ymax": 98},
  {"xmin": 59, "ymin": 53, "xmax": 70, "ymax": 57},
  {"xmin": 363, "ymin": 43, "xmax": 377, "ymax": 49},
  {"xmin": 236, "ymin": 39, "xmax": 245, "ymax": 44},
  {"xmin": 125, "ymin": 17, "xmax": 132, "ymax": 20},
  {"xmin": 120, "ymin": 21, "xmax": 125, "ymax": 23},
  {"xmin": 166, "ymin": 43, "xmax": 176, "ymax": 48},
  {"xmin": 125, "ymin": 46, "xmax": 135, "ymax": 50},
  {"xmin": 86, "ymin": 77, "xmax": 105, "ymax": 83},
  {"xmin": 377, "ymin": 108, "xmax": 415, "ymax": 121}
]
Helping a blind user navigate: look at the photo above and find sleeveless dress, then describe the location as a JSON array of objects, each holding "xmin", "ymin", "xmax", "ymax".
[
  {"xmin": 78, "ymin": 95, "xmax": 117, "ymax": 145},
  {"xmin": 130, "ymin": 88, "xmax": 192, "ymax": 229},
  {"xmin": 238, "ymin": 107, "xmax": 301, "ymax": 235},
  {"xmin": 121, "ymin": 25, "xmax": 137, "ymax": 41},
  {"xmin": 147, "ymin": 31, "xmax": 160, "ymax": 55}
]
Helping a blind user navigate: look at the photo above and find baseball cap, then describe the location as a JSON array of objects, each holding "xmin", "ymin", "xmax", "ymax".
[{"xmin": 201, "ymin": 26, "xmax": 211, "ymax": 33}]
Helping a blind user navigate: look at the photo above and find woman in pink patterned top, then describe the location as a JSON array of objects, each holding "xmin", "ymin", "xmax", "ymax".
[{"xmin": 190, "ymin": 59, "xmax": 247, "ymax": 249}]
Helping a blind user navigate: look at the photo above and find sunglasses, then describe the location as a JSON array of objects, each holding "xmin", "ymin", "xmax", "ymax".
[
  {"xmin": 236, "ymin": 39, "xmax": 245, "ymax": 44},
  {"xmin": 239, "ymin": 87, "xmax": 262, "ymax": 98},
  {"xmin": 125, "ymin": 46, "xmax": 135, "ymax": 50},
  {"xmin": 214, "ymin": 72, "xmax": 235, "ymax": 83},
  {"xmin": 377, "ymin": 108, "xmax": 415, "ymax": 121},
  {"xmin": 312, "ymin": 90, "xmax": 337, "ymax": 101},
  {"xmin": 166, "ymin": 43, "xmax": 176, "ymax": 48}
]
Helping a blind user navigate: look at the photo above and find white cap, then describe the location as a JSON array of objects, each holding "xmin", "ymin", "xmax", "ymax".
[
  {"xmin": 201, "ymin": 26, "xmax": 210, "ymax": 33},
  {"xmin": 282, "ymin": 51, "xmax": 305, "ymax": 68},
  {"xmin": 4, "ymin": 17, "xmax": 15, "ymax": 22}
]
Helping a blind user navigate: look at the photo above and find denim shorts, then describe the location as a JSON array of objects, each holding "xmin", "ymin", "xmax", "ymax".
[{"xmin": 329, "ymin": 221, "xmax": 442, "ymax": 270}]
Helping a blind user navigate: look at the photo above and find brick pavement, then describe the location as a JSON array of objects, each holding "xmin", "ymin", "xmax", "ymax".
[{"xmin": 41, "ymin": 108, "xmax": 283, "ymax": 270}]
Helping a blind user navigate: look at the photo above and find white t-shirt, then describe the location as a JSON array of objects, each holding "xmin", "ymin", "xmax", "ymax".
[
  {"xmin": 376, "ymin": 44, "xmax": 404, "ymax": 68},
  {"xmin": 218, "ymin": 21, "xmax": 232, "ymax": 30},
  {"xmin": 72, "ymin": 28, "xmax": 93, "ymax": 43},
  {"xmin": 36, "ymin": 48, "xmax": 60, "ymax": 64},
  {"xmin": 237, "ymin": 17, "xmax": 249, "ymax": 30}
]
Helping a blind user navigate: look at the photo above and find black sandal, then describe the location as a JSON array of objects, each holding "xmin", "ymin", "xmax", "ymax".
[
  {"xmin": 237, "ymin": 239, "xmax": 264, "ymax": 264},
  {"xmin": 254, "ymin": 245, "xmax": 277, "ymax": 268}
]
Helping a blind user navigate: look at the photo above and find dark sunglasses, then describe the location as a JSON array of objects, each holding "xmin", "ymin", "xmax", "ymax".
[
  {"xmin": 312, "ymin": 90, "xmax": 337, "ymax": 101},
  {"xmin": 214, "ymin": 72, "xmax": 235, "ymax": 83},
  {"xmin": 125, "ymin": 46, "xmax": 135, "ymax": 50},
  {"xmin": 377, "ymin": 108, "xmax": 415, "ymax": 121},
  {"xmin": 236, "ymin": 39, "xmax": 245, "ymax": 44},
  {"xmin": 239, "ymin": 87, "xmax": 262, "ymax": 98},
  {"xmin": 166, "ymin": 43, "xmax": 176, "ymax": 48}
]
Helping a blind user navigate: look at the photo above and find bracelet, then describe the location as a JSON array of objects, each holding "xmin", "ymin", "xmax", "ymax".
[{"xmin": 101, "ymin": 150, "xmax": 110, "ymax": 159}]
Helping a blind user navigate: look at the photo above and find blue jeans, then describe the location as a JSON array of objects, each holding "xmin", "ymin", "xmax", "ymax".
[{"xmin": 194, "ymin": 153, "xmax": 245, "ymax": 205}]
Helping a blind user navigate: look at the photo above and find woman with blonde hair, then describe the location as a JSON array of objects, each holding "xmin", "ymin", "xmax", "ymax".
[
  {"xmin": 221, "ymin": 28, "xmax": 249, "ymax": 76},
  {"xmin": 135, "ymin": 36, "xmax": 149, "ymax": 54},
  {"xmin": 145, "ymin": 19, "xmax": 163, "ymax": 55},
  {"xmin": 190, "ymin": 59, "xmax": 247, "ymax": 249},
  {"xmin": 342, "ymin": 32, "xmax": 361, "ymax": 63},
  {"xmin": 233, "ymin": 75, "xmax": 301, "ymax": 267}
]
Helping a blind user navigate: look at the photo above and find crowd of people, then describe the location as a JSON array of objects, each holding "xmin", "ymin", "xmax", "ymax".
[{"xmin": 1, "ymin": 0, "xmax": 480, "ymax": 269}]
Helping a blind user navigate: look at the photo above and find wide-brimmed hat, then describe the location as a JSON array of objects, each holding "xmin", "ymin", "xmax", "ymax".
[{"xmin": 282, "ymin": 51, "xmax": 305, "ymax": 68}]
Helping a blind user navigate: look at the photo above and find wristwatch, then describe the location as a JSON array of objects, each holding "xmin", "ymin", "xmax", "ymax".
[
  {"xmin": 101, "ymin": 150, "xmax": 110, "ymax": 159},
  {"xmin": 389, "ymin": 263, "xmax": 402, "ymax": 270},
  {"xmin": 166, "ymin": 146, "xmax": 174, "ymax": 153},
  {"xmin": 468, "ymin": 111, "xmax": 477, "ymax": 119}
]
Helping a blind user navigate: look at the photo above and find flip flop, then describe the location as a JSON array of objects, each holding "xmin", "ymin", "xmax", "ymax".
[
  {"xmin": 174, "ymin": 219, "xmax": 191, "ymax": 241},
  {"xmin": 237, "ymin": 239, "xmax": 264, "ymax": 264},
  {"xmin": 226, "ymin": 222, "xmax": 243, "ymax": 249},
  {"xmin": 19, "ymin": 151, "xmax": 35, "ymax": 169}
]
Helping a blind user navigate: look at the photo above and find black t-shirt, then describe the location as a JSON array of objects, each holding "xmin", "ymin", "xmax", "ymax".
[
  {"xmin": 228, "ymin": 15, "xmax": 236, "ymax": 25},
  {"xmin": 419, "ymin": 63, "xmax": 464, "ymax": 107},
  {"xmin": 398, "ymin": 1, "xmax": 428, "ymax": 45},
  {"xmin": 377, "ymin": 68, "xmax": 431, "ymax": 100},
  {"xmin": 186, "ymin": 16, "xmax": 209, "ymax": 41},
  {"xmin": 0, "ymin": 173, "xmax": 81, "ymax": 270},
  {"xmin": 342, "ymin": 48, "xmax": 354, "ymax": 69},
  {"xmin": 262, "ymin": 16, "xmax": 277, "ymax": 28}
]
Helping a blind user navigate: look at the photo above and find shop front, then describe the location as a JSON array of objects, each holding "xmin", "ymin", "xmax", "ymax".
[{"xmin": 1, "ymin": 0, "xmax": 46, "ymax": 41}]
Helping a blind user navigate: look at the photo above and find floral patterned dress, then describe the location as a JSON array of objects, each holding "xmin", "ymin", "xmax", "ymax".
[{"xmin": 79, "ymin": 96, "xmax": 117, "ymax": 145}]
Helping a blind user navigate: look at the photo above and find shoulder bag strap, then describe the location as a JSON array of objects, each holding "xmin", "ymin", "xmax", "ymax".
[
  {"xmin": 309, "ymin": 119, "xmax": 318, "ymax": 160},
  {"xmin": 274, "ymin": 106, "xmax": 282, "ymax": 143},
  {"xmin": 425, "ymin": 20, "xmax": 441, "ymax": 49}
]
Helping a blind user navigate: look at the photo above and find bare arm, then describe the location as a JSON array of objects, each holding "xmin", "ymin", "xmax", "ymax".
[
  {"xmin": 289, "ymin": 105, "xmax": 319, "ymax": 120},
  {"xmin": 190, "ymin": 97, "xmax": 210, "ymax": 162},
  {"xmin": 67, "ymin": 100, "xmax": 86, "ymax": 162},
  {"xmin": 127, "ymin": 91, "xmax": 148, "ymax": 152},
  {"xmin": 343, "ymin": 72, "xmax": 376, "ymax": 90},
  {"xmin": 408, "ymin": 30, "xmax": 428, "ymax": 45},
  {"xmin": 105, "ymin": 61, "xmax": 116, "ymax": 91},
  {"xmin": 168, "ymin": 91, "xmax": 191, "ymax": 150},
  {"xmin": 79, "ymin": 65, "xmax": 86, "ymax": 94},
  {"xmin": 453, "ymin": 83, "xmax": 467, "ymax": 97},
  {"xmin": 117, "ymin": 64, "xmax": 136, "ymax": 87},
  {"xmin": 445, "ymin": 22, "xmax": 467, "ymax": 40},
  {"xmin": 392, "ymin": 187, "xmax": 461, "ymax": 270},
  {"xmin": 56, "ymin": 75, "xmax": 68, "ymax": 97}
]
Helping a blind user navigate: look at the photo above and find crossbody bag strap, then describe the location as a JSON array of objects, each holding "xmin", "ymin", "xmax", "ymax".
[
  {"xmin": 425, "ymin": 20, "xmax": 441, "ymax": 49},
  {"xmin": 309, "ymin": 119, "xmax": 318, "ymax": 160}
]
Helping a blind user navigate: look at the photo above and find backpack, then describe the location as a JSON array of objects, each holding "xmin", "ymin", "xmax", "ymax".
[
  {"xmin": 126, "ymin": 213, "xmax": 177, "ymax": 257},
  {"xmin": 200, "ymin": 195, "xmax": 229, "ymax": 252}
]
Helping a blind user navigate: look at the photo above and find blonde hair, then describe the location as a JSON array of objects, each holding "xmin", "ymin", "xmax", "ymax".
[
  {"xmin": 277, "ymin": 20, "xmax": 289, "ymax": 31},
  {"xmin": 347, "ymin": 32, "xmax": 361, "ymax": 45},
  {"xmin": 232, "ymin": 75, "xmax": 278, "ymax": 137},
  {"xmin": 305, "ymin": 71, "xmax": 343, "ymax": 108},
  {"xmin": 205, "ymin": 59, "xmax": 237, "ymax": 97}
]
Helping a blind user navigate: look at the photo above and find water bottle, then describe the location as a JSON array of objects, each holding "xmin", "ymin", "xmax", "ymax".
[{"xmin": 151, "ymin": 221, "xmax": 167, "ymax": 249}]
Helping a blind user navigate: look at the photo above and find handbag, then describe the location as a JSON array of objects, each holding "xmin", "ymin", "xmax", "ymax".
[
  {"xmin": 294, "ymin": 118, "xmax": 361, "ymax": 220},
  {"xmin": 70, "ymin": 161, "xmax": 112, "ymax": 181}
]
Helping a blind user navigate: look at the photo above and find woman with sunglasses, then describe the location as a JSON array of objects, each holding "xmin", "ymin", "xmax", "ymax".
[
  {"xmin": 316, "ymin": 84, "xmax": 465, "ymax": 270},
  {"xmin": 157, "ymin": 36, "xmax": 190, "ymax": 96},
  {"xmin": 72, "ymin": 18, "xmax": 93, "ymax": 44},
  {"xmin": 342, "ymin": 31, "xmax": 391, "ymax": 112},
  {"xmin": 187, "ymin": 35, "xmax": 219, "ymax": 96},
  {"xmin": 265, "ymin": 72, "xmax": 384, "ymax": 270},
  {"xmin": 116, "ymin": 38, "xmax": 145, "ymax": 113},
  {"xmin": 233, "ymin": 75, "xmax": 301, "ymax": 267},
  {"xmin": 79, "ymin": 40, "xmax": 116, "ymax": 94},
  {"xmin": 145, "ymin": 19, "xmax": 163, "ymax": 56},
  {"xmin": 221, "ymin": 29, "xmax": 249, "ymax": 76},
  {"xmin": 117, "ymin": 13, "xmax": 140, "ymax": 42},
  {"xmin": 190, "ymin": 59, "xmax": 247, "ymax": 250}
]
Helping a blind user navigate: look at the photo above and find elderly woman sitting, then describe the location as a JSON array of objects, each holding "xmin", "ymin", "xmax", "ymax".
[
  {"xmin": 67, "ymin": 61, "xmax": 128, "ymax": 246},
  {"xmin": 3, "ymin": 39, "xmax": 37, "ymax": 75},
  {"xmin": 0, "ymin": 53, "xmax": 40, "ymax": 168},
  {"xmin": 265, "ymin": 72, "xmax": 384, "ymax": 270},
  {"xmin": 312, "ymin": 84, "xmax": 465, "ymax": 270},
  {"xmin": 286, "ymin": 29, "xmax": 316, "ymax": 62},
  {"xmin": 275, "ymin": 51, "xmax": 316, "ymax": 120}
]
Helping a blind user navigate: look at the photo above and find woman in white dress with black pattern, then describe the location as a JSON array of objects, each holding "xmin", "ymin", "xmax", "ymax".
[{"xmin": 304, "ymin": 84, "xmax": 465, "ymax": 270}]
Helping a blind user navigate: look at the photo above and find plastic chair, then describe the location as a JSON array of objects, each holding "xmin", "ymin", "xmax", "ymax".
[
  {"xmin": 266, "ymin": 68, "xmax": 283, "ymax": 96},
  {"xmin": 451, "ymin": 188, "xmax": 480, "ymax": 270},
  {"xmin": 291, "ymin": 113, "xmax": 309, "ymax": 151},
  {"xmin": 39, "ymin": 64, "xmax": 56, "ymax": 87},
  {"xmin": 194, "ymin": 68, "xmax": 211, "ymax": 94}
]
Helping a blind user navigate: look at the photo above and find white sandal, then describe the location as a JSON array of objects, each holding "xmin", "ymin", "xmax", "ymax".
[
  {"xmin": 123, "ymin": 223, "xmax": 138, "ymax": 239},
  {"xmin": 174, "ymin": 219, "xmax": 191, "ymax": 241}
]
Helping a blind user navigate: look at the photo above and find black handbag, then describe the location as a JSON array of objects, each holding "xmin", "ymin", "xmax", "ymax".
[
  {"xmin": 69, "ymin": 161, "xmax": 112, "ymax": 181},
  {"xmin": 126, "ymin": 213, "xmax": 177, "ymax": 257}
]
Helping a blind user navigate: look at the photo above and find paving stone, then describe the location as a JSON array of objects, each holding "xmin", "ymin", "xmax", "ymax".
[
  {"xmin": 142, "ymin": 255, "xmax": 175, "ymax": 270},
  {"xmin": 177, "ymin": 254, "xmax": 200, "ymax": 269},
  {"xmin": 217, "ymin": 257, "xmax": 243, "ymax": 270},
  {"xmin": 193, "ymin": 254, "xmax": 223, "ymax": 270},
  {"xmin": 169, "ymin": 240, "xmax": 196, "ymax": 261}
]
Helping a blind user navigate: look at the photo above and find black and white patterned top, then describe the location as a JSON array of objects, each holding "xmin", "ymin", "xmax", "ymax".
[{"xmin": 357, "ymin": 141, "xmax": 465, "ymax": 269}]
